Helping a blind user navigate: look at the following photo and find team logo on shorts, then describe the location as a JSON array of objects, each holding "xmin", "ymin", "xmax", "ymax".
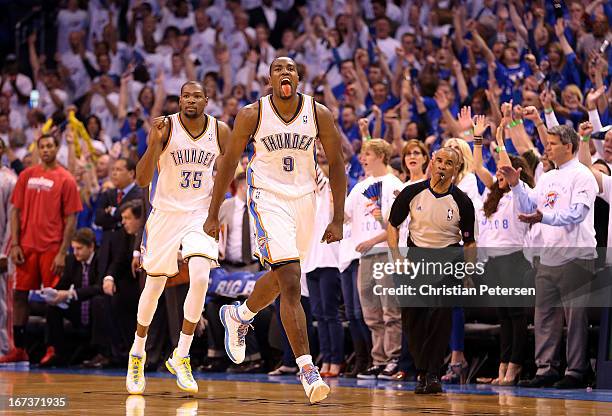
[
  {"xmin": 257, "ymin": 236, "xmax": 270, "ymax": 250},
  {"xmin": 544, "ymin": 191, "xmax": 559, "ymax": 208},
  {"xmin": 303, "ymin": 115, "xmax": 308, "ymax": 123}
]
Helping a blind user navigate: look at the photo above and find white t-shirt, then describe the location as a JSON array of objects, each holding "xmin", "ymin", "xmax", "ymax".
[
  {"xmin": 36, "ymin": 81, "xmax": 68, "ymax": 118},
  {"xmin": 375, "ymin": 36, "xmax": 401, "ymax": 64},
  {"xmin": 303, "ymin": 182, "xmax": 340, "ymax": 274},
  {"xmin": 457, "ymin": 172, "xmax": 482, "ymax": 211},
  {"xmin": 90, "ymin": 92, "xmax": 120, "ymax": 140},
  {"xmin": 163, "ymin": 71, "xmax": 188, "ymax": 97},
  {"xmin": 190, "ymin": 28, "xmax": 217, "ymax": 67},
  {"xmin": 518, "ymin": 158, "xmax": 597, "ymax": 266},
  {"xmin": 159, "ymin": 7, "xmax": 195, "ymax": 33},
  {"xmin": 398, "ymin": 178, "xmax": 426, "ymax": 250},
  {"xmin": 56, "ymin": 8, "xmax": 88, "ymax": 54},
  {"xmin": 61, "ymin": 51, "xmax": 94, "ymax": 100},
  {"xmin": 87, "ymin": 1, "xmax": 120, "ymax": 50},
  {"xmin": 345, "ymin": 173, "xmax": 403, "ymax": 250},
  {"xmin": 1, "ymin": 74, "xmax": 33, "ymax": 110},
  {"xmin": 477, "ymin": 184, "xmax": 529, "ymax": 259}
]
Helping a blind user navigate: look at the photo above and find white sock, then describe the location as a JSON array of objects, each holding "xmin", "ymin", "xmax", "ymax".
[
  {"xmin": 238, "ymin": 301, "xmax": 257, "ymax": 321},
  {"xmin": 176, "ymin": 332, "xmax": 194, "ymax": 358},
  {"xmin": 132, "ymin": 333, "xmax": 147, "ymax": 357},
  {"xmin": 296, "ymin": 354, "xmax": 313, "ymax": 371}
]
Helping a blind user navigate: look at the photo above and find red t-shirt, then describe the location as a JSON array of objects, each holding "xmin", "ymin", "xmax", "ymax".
[{"xmin": 12, "ymin": 164, "xmax": 82, "ymax": 252}]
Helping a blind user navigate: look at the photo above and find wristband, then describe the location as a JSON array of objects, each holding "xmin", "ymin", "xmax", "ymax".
[
  {"xmin": 473, "ymin": 136, "xmax": 483, "ymax": 146},
  {"xmin": 581, "ymin": 135, "xmax": 590, "ymax": 142},
  {"xmin": 544, "ymin": 107, "xmax": 553, "ymax": 114},
  {"xmin": 495, "ymin": 145, "xmax": 506, "ymax": 153},
  {"xmin": 133, "ymin": 250, "xmax": 141, "ymax": 258},
  {"xmin": 460, "ymin": 129, "xmax": 473, "ymax": 137}
]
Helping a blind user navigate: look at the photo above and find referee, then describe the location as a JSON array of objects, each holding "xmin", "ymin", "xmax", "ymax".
[{"xmin": 387, "ymin": 147, "xmax": 476, "ymax": 394}]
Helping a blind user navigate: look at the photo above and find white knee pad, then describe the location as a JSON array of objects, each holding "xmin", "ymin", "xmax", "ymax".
[
  {"xmin": 136, "ymin": 275, "xmax": 167, "ymax": 327},
  {"xmin": 183, "ymin": 257, "xmax": 212, "ymax": 323}
]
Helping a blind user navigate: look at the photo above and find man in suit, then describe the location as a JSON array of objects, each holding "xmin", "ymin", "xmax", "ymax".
[
  {"xmin": 247, "ymin": 0, "xmax": 301, "ymax": 49},
  {"xmin": 39, "ymin": 228, "xmax": 104, "ymax": 367},
  {"xmin": 95, "ymin": 157, "xmax": 143, "ymax": 276},
  {"xmin": 96, "ymin": 200, "xmax": 143, "ymax": 365},
  {"xmin": 218, "ymin": 172, "xmax": 259, "ymax": 273},
  {"xmin": 206, "ymin": 172, "xmax": 264, "ymax": 373}
]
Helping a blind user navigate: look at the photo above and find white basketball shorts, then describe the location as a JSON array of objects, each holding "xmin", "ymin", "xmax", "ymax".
[
  {"xmin": 141, "ymin": 208, "xmax": 218, "ymax": 277},
  {"xmin": 247, "ymin": 187, "xmax": 316, "ymax": 267}
]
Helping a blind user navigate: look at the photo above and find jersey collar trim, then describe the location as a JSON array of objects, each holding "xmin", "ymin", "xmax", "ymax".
[
  {"xmin": 178, "ymin": 113, "xmax": 209, "ymax": 141},
  {"xmin": 268, "ymin": 93, "xmax": 304, "ymax": 125},
  {"xmin": 427, "ymin": 179, "xmax": 454, "ymax": 198}
]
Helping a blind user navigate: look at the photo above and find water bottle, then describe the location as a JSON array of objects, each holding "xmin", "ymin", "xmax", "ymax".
[{"xmin": 29, "ymin": 89, "xmax": 39, "ymax": 108}]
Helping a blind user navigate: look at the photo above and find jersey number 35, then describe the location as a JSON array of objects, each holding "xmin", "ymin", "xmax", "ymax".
[{"xmin": 180, "ymin": 170, "xmax": 203, "ymax": 189}]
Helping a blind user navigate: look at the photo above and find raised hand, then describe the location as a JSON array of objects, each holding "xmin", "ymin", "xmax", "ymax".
[
  {"xmin": 554, "ymin": 18, "xmax": 566, "ymax": 39},
  {"xmin": 539, "ymin": 89, "xmax": 554, "ymax": 109},
  {"xmin": 358, "ymin": 118, "xmax": 370, "ymax": 137},
  {"xmin": 578, "ymin": 121, "xmax": 593, "ymax": 138},
  {"xmin": 498, "ymin": 165, "xmax": 521, "ymax": 187},
  {"xmin": 473, "ymin": 114, "xmax": 488, "ymax": 136},
  {"xmin": 586, "ymin": 86, "xmax": 606, "ymax": 110},
  {"xmin": 457, "ymin": 106, "xmax": 473, "ymax": 131},
  {"xmin": 452, "ymin": 59, "xmax": 463, "ymax": 75},
  {"xmin": 522, "ymin": 106, "xmax": 541, "ymax": 123},
  {"xmin": 149, "ymin": 116, "xmax": 168, "ymax": 146}
]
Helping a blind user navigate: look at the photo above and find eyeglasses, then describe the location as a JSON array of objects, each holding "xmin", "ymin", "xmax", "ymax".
[{"xmin": 405, "ymin": 151, "xmax": 423, "ymax": 157}]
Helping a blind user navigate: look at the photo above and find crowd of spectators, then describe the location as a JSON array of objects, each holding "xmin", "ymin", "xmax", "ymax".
[{"xmin": 0, "ymin": 0, "xmax": 611, "ymax": 390}]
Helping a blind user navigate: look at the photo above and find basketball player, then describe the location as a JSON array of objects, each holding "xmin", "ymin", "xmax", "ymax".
[
  {"xmin": 204, "ymin": 57, "xmax": 346, "ymax": 404},
  {"xmin": 126, "ymin": 81, "xmax": 230, "ymax": 395}
]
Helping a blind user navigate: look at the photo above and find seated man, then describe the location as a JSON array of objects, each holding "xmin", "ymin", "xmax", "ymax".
[{"xmin": 39, "ymin": 228, "xmax": 104, "ymax": 366}]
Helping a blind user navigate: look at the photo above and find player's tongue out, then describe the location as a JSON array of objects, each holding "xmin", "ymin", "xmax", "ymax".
[{"xmin": 281, "ymin": 80, "xmax": 292, "ymax": 96}]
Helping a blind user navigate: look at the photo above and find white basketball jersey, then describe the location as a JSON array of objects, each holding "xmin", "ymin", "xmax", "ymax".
[
  {"xmin": 248, "ymin": 93, "xmax": 318, "ymax": 198},
  {"xmin": 150, "ymin": 112, "xmax": 220, "ymax": 212}
]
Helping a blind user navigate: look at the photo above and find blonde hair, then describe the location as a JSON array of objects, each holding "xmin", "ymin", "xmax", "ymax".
[
  {"xmin": 443, "ymin": 138, "xmax": 474, "ymax": 184},
  {"xmin": 362, "ymin": 138, "xmax": 392, "ymax": 165},
  {"xmin": 562, "ymin": 84, "xmax": 583, "ymax": 104}
]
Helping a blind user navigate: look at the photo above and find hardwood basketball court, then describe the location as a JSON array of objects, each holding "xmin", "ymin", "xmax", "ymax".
[{"xmin": 2, "ymin": 368, "xmax": 612, "ymax": 415}]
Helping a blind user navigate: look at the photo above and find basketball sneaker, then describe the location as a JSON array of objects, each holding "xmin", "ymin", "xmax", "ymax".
[
  {"xmin": 219, "ymin": 301, "xmax": 253, "ymax": 364},
  {"xmin": 299, "ymin": 364, "xmax": 330, "ymax": 404},
  {"xmin": 165, "ymin": 348, "xmax": 198, "ymax": 393},
  {"xmin": 126, "ymin": 351, "xmax": 146, "ymax": 395},
  {"xmin": 0, "ymin": 347, "xmax": 29, "ymax": 366}
]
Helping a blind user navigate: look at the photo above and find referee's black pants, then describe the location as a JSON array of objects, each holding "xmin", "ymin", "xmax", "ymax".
[{"xmin": 402, "ymin": 307, "xmax": 452, "ymax": 375}]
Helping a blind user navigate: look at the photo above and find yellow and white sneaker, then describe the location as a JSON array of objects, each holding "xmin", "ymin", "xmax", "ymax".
[
  {"xmin": 165, "ymin": 348, "xmax": 198, "ymax": 393},
  {"xmin": 126, "ymin": 351, "xmax": 146, "ymax": 395},
  {"xmin": 299, "ymin": 364, "xmax": 330, "ymax": 404}
]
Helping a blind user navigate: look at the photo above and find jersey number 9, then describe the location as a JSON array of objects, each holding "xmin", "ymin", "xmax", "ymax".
[
  {"xmin": 282, "ymin": 156, "xmax": 294, "ymax": 172},
  {"xmin": 180, "ymin": 170, "xmax": 203, "ymax": 189}
]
